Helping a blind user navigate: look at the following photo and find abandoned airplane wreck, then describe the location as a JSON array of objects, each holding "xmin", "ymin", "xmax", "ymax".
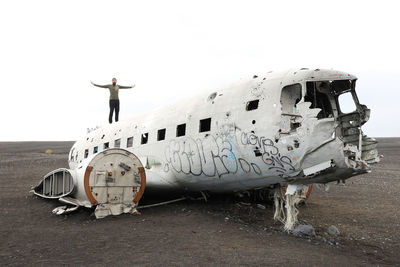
[{"xmin": 33, "ymin": 68, "xmax": 380, "ymax": 230}]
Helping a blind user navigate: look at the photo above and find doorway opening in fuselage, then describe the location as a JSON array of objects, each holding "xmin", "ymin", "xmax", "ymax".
[
  {"xmin": 280, "ymin": 83, "xmax": 302, "ymax": 133},
  {"xmin": 281, "ymin": 83, "xmax": 302, "ymax": 115}
]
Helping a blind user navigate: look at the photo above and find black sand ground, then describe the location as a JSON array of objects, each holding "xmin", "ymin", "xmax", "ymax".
[{"xmin": 0, "ymin": 139, "xmax": 399, "ymax": 266}]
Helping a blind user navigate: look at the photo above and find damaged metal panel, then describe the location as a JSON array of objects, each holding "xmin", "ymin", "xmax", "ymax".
[
  {"xmin": 34, "ymin": 149, "xmax": 146, "ymax": 218},
  {"xmin": 33, "ymin": 168, "xmax": 74, "ymax": 199}
]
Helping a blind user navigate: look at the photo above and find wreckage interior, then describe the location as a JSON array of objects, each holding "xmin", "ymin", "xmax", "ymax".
[
  {"xmin": 280, "ymin": 79, "xmax": 360, "ymax": 120},
  {"xmin": 304, "ymin": 81, "xmax": 334, "ymax": 119},
  {"xmin": 34, "ymin": 169, "xmax": 74, "ymax": 198},
  {"xmin": 277, "ymin": 76, "xmax": 379, "ymax": 183},
  {"xmin": 279, "ymin": 79, "xmax": 364, "ymax": 135}
]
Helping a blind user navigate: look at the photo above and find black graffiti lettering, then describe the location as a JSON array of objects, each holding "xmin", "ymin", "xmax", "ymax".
[
  {"xmin": 262, "ymin": 152, "xmax": 294, "ymax": 173},
  {"xmin": 219, "ymin": 139, "xmax": 238, "ymax": 174},
  {"xmin": 182, "ymin": 139, "xmax": 202, "ymax": 175},
  {"xmin": 261, "ymin": 138, "xmax": 279, "ymax": 155},
  {"xmin": 200, "ymin": 136, "xmax": 218, "ymax": 177},
  {"xmin": 164, "ymin": 163, "xmax": 169, "ymax": 172},
  {"xmin": 240, "ymin": 132, "xmax": 248, "ymax": 145},
  {"xmin": 164, "ymin": 128, "xmax": 296, "ymax": 178},
  {"xmin": 180, "ymin": 142, "xmax": 191, "ymax": 175},
  {"xmin": 280, "ymin": 155, "xmax": 295, "ymax": 171},
  {"xmin": 248, "ymin": 134, "xmax": 259, "ymax": 145},
  {"xmin": 213, "ymin": 137, "xmax": 229, "ymax": 177},
  {"xmin": 240, "ymin": 132, "xmax": 295, "ymax": 174},
  {"xmin": 238, "ymin": 158, "xmax": 251, "ymax": 173},
  {"xmin": 251, "ymin": 163, "xmax": 262, "ymax": 175},
  {"xmin": 164, "ymin": 142, "xmax": 182, "ymax": 173}
]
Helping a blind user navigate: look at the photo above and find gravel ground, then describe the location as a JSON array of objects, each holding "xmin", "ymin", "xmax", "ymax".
[{"xmin": 0, "ymin": 139, "xmax": 399, "ymax": 266}]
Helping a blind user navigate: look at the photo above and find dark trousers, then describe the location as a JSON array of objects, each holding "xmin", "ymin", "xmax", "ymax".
[{"xmin": 109, "ymin": 99, "xmax": 120, "ymax": 124}]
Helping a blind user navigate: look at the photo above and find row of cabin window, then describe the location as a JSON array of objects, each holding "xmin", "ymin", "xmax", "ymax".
[
  {"xmin": 142, "ymin": 117, "xmax": 211, "ymax": 145},
  {"xmin": 81, "ymin": 100, "xmax": 262, "ymax": 159},
  {"xmin": 139, "ymin": 117, "xmax": 212, "ymax": 145},
  {"xmin": 83, "ymin": 117, "xmax": 213, "ymax": 159},
  {"xmin": 82, "ymin": 99, "xmax": 261, "ymax": 160}
]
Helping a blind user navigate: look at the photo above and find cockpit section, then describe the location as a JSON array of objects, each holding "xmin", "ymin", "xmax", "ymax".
[
  {"xmin": 279, "ymin": 79, "xmax": 368, "ymax": 125},
  {"xmin": 303, "ymin": 79, "xmax": 370, "ymax": 123},
  {"xmin": 279, "ymin": 76, "xmax": 380, "ymax": 174}
]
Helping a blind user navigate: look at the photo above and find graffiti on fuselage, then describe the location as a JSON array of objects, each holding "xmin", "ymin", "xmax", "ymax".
[
  {"xmin": 164, "ymin": 135, "xmax": 237, "ymax": 177},
  {"xmin": 240, "ymin": 131, "xmax": 295, "ymax": 174},
  {"xmin": 164, "ymin": 127, "xmax": 295, "ymax": 178}
]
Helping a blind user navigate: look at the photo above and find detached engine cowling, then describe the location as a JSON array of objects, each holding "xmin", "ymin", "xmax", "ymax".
[{"xmin": 33, "ymin": 148, "xmax": 146, "ymax": 218}]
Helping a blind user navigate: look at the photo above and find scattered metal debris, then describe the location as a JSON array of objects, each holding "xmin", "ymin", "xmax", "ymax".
[
  {"xmin": 137, "ymin": 197, "xmax": 187, "ymax": 209},
  {"xmin": 52, "ymin": 205, "xmax": 79, "ymax": 215}
]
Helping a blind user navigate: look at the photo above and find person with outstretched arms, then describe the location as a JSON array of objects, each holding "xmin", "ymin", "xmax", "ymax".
[{"xmin": 91, "ymin": 78, "xmax": 135, "ymax": 124}]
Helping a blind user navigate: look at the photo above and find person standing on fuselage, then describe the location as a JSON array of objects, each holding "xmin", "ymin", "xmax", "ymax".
[{"xmin": 91, "ymin": 78, "xmax": 135, "ymax": 123}]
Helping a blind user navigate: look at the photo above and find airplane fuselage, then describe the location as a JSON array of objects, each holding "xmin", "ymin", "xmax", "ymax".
[{"xmin": 68, "ymin": 69, "xmax": 379, "ymax": 194}]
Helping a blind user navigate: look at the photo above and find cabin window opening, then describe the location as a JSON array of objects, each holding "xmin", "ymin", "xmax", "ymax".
[
  {"xmin": 114, "ymin": 139, "xmax": 121, "ymax": 148},
  {"xmin": 104, "ymin": 142, "xmax": 109, "ymax": 149},
  {"xmin": 199, "ymin": 118, "xmax": 211, "ymax": 132},
  {"xmin": 126, "ymin": 137, "xmax": 133, "ymax": 147},
  {"xmin": 157, "ymin": 129, "xmax": 166, "ymax": 141},
  {"xmin": 305, "ymin": 82, "xmax": 334, "ymax": 119},
  {"xmin": 84, "ymin": 149, "xmax": 89, "ymax": 158},
  {"xmin": 246, "ymin": 100, "xmax": 259, "ymax": 111},
  {"xmin": 176, "ymin": 123, "xmax": 186, "ymax": 137},
  {"xmin": 75, "ymin": 153, "xmax": 78, "ymax": 161},
  {"xmin": 141, "ymin": 133, "xmax": 148, "ymax": 144},
  {"xmin": 93, "ymin": 146, "xmax": 98, "ymax": 154},
  {"xmin": 280, "ymin": 83, "xmax": 302, "ymax": 133}
]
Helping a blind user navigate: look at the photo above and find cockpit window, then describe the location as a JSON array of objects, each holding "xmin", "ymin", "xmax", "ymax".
[
  {"xmin": 338, "ymin": 92, "xmax": 357, "ymax": 114},
  {"xmin": 331, "ymin": 80, "xmax": 352, "ymax": 95}
]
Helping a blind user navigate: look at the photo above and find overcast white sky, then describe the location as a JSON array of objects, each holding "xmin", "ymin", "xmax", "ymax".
[{"xmin": 0, "ymin": 0, "xmax": 399, "ymax": 141}]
